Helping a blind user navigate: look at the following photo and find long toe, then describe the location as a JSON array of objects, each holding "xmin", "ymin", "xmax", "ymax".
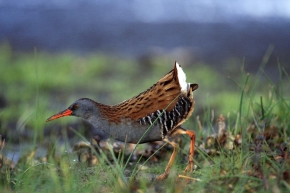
[{"xmin": 156, "ymin": 172, "xmax": 169, "ymax": 180}]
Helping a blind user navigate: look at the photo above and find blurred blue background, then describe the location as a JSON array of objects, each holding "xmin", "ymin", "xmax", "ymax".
[{"xmin": 0, "ymin": 0, "xmax": 289, "ymax": 69}]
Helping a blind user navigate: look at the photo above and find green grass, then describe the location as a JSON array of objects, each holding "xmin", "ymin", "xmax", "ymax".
[{"xmin": 0, "ymin": 42, "xmax": 290, "ymax": 192}]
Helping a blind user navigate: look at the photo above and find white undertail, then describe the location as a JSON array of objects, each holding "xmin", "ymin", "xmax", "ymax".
[{"xmin": 176, "ymin": 63, "xmax": 190, "ymax": 93}]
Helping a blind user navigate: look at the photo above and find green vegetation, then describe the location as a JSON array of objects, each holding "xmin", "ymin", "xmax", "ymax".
[{"xmin": 0, "ymin": 42, "xmax": 289, "ymax": 192}]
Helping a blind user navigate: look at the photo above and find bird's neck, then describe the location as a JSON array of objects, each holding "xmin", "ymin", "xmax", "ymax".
[{"xmin": 83, "ymin": 101, "xmax": 125, "ymax": 125}]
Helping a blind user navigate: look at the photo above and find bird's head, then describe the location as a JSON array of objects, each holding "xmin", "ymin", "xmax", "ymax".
[{"xmin": 46, "ymin": 98, "xmax": 97, "ymax": 122}]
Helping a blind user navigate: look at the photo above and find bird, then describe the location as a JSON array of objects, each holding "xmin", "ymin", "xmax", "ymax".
[{"xmin": 46, "ymin": 62, "xmax": 198, "ymax": 180}]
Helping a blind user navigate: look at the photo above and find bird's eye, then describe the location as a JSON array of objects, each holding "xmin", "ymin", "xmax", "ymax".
[{"xmin": 71, "ymin": 104, "xmax": 79, "ymax": 110}]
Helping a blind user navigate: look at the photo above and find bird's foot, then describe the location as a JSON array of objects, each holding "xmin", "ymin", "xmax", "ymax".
[
  {"xmin": 156, "ymin": 172, "xmax": 169, "ymax": 180},
  {"xmin": 177, "ymin": 162, "xmax": 198, "ymax": 183}
]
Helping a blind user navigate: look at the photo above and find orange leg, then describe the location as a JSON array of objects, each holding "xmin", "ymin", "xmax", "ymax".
[
  {"xmin": 157, "ymin": 138, "xmax": 179, "ymax": 180},
  {"xmin": 157, "ymin": 128, "xmax": 196, "ymax": 180},
  {"xmin": 184, "ymin": 130, "xmax": 196, "ymax": 173}
]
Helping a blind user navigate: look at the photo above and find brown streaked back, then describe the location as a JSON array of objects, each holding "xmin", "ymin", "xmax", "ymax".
[{"xmin": 98, "ymin": 63, "xmax": 186, "ymax": 123}]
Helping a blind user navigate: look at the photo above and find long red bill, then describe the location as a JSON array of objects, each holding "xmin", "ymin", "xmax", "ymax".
[{"xmin": 46, "ymin": 109, "xmax": 73, "ymax": 122}]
